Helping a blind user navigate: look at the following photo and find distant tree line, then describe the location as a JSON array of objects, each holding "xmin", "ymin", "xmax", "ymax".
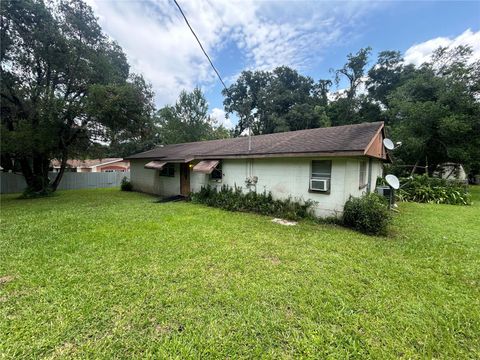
[
  {"xmin": 106, "ymin": 88, "xmax": 230, "ymax": 158},
  {"xmin": 222, "ymin": 47, "xmax": 480, "ymax": 177}
]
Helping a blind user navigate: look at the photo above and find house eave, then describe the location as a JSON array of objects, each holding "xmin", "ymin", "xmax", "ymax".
[
  {"xmin": 195, "ymin": 151, "xmax": 367, "ymax": 160},
  {"xmin": 126, "ymin": 150, "xmax": 385, "ymax": 162}
]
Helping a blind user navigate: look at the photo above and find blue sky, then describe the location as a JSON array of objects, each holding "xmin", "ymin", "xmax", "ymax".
[{"xmin": 87, "ymin": 0, "xmax": 480, "ymax": 128}]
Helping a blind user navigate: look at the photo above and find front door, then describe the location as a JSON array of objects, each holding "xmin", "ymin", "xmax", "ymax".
[{"xmin": 180, "ymin": 163, "xmax": 190, "ymax": 196}]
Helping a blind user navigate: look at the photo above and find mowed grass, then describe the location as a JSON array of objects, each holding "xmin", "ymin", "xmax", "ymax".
[{"xmin": 1, "ymin": 187, "xmax": 479, "ymax": 359}]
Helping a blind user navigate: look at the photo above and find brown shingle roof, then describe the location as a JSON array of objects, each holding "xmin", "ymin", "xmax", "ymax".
[{"xmin": 125, "ymin": 122, "xmax": 385, "ymax": 161}]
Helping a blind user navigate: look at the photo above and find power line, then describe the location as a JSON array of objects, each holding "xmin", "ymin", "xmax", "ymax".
[{"xmin": 172, "ymin": 0, "xmax": 229, "ymax": 92}]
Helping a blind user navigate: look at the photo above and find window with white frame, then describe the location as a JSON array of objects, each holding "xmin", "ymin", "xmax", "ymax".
[
  {"xmin": 359, "ymin": 160, "xmax": 367, "ymax": 188},
  {"xmin": 310, "ymin": 160, "xmax": 331, "ymax": 192}
]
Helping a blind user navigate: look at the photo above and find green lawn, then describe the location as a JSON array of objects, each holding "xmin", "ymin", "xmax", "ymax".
[{"xmin": 1, "ymin": 187, "xmax": 479, "ymax": 359}]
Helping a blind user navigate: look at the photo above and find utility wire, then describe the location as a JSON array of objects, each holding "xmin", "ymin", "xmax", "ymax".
[{"xmin": 172, "ymin": 0, "xmax": 229, "ymax": 92}]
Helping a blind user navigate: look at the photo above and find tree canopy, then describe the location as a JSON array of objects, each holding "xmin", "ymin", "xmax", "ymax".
[
  {"xmin": 1, "ymin": 0, "xmax": 155, "ymax": 193},
  {"xmin": 156, "ymin": 88, "xmax": 230, "ymax": 145},
  {"xmin": 223, "ymin": 66, "xmax": 328, "ymax": 135},
  {"xmin": 222, "ymin": 46, "xmax": 480, "ymax": 177},
  {"xmin": 387, "ymin": 47, "xmax": 480, "ymax": 176}
]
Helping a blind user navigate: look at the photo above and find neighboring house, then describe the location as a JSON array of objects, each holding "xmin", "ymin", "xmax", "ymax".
[
  {"xmin": 125, "ymin": 122, "xmax": 389, "ymax": 217},
  {"xmin": 434, "ymin": 162, "xmax": 467, "ymax": 181},
  {"xmin": 51, "ymin": 158, "xmax": 130, "ymax": 173}
]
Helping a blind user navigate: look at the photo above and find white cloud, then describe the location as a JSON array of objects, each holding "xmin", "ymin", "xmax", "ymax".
[
  {"xmin": 86, "ymin": 0, "xmax": 214, "ymax": 106},
  {"xmin": 404, "ymin": 29, "xmax": 480, "ymax": 66},
  {"xmin": 210, "ymin": 107, "xmax": 232, "ymax": 129},
  {"xmin": 328, "ymin": 76, "xmax": 368, "ymax": 101},
  {"xmin": 86, "ymin": 0, "xmax": 383, "ymax": 107}
]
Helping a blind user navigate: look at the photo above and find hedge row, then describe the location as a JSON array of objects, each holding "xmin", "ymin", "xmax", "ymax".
[
  {"xmin": 396, "ymin": 175, "xmax": 470, "ymax": 205},
  {"xmin": 190, "ymin": 185, "xmax": 316, "ymax": 221}
]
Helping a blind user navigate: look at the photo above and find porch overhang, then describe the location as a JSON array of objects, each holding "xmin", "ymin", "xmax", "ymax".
[
  {"xmin": 192, "ymin": 160, "xmax": 219, "ymax": 174},
  {"xmin": 144, "ymin": 160, "xmax": 168, "ymax": 170}
]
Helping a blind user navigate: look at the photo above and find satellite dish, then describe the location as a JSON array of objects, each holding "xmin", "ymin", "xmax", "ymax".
[
  {"xmin": 385, "ymin": 174, "xmax": 400, "ymax": 190},
  {"xmin": 383, "ymin": 138, "xmax": 395, "ymax": 150}
]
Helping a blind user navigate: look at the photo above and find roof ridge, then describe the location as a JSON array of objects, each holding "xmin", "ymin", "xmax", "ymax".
[
  {"xmin": 131, "ymin": 121, "xmax": 383, "ymax": 154},
  {"xmin": 125, "ymin": 121, "xmax": 385, "ymax": 160}
]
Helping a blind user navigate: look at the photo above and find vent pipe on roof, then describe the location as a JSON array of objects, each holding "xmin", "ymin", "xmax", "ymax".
[{"xmin": 248, "ymin": 128, "xmax": 252, "ymax": 151}]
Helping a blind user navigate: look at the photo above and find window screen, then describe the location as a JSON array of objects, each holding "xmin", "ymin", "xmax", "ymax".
[
  {"xmin": 311, "ymin": 160, "xmax": 332, "ymax": 179},
  {"xmin": 159, "ymin": 163, "xmax": 175, "ymax": 177},
  {"xmin": 359, "ymin": 161, "xmax": 367, "ymax": 187},
  {"xmin": 210, "ymin": 162, "xmax": 222, "ymax": 180}
]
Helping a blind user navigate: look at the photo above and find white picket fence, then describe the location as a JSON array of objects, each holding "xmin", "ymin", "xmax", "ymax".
[{"xmin": 0, "ymin": 171, "xmax": 130, "ymax": 194}]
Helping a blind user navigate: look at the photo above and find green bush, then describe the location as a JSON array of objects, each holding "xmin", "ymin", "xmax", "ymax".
[
  {"xmin": 120, "ymin": 177, "xmax": 133, "ymax": 191},
  {"xmin": 396, "ymin": 174, "xmax": 470, "ymax": 205},
  {"xmin": 342, "ymin": 193, "xmax": 391, "ymax": 236},
  {"xmin": 191, "ymin": 185, "xmax": 316, "ymax": 221}
]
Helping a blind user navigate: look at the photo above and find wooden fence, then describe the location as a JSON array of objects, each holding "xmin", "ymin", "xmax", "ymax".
[{"xmin": 1, "ymin": 171, "xmax": 130, "ymax": 194}]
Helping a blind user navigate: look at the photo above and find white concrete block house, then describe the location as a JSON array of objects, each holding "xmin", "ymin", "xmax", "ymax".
[{"xmin": 126, "ymin": 122, "xmax": 389, "ymax": 217}]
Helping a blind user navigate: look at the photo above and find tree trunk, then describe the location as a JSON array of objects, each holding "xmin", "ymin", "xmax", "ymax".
[
  {"xmin": 19, "ymin": 157, "xmax": 35, "ymax": 187},
  {"xmin": 34, "ymin": 153, "xmax": 50, "ymax": 191},
  {"xmin": 51, "ymin": 149, "xmax": 68, "ymax": 191},
  {"xmin": 410, "ymin": 160, "xmax": 419, "ymax": 176},
  {"xmin": 18, "ymin": 153, "xmax": 52, "ymax": 194}
]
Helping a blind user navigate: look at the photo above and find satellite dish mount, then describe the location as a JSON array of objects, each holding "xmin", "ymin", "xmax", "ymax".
[
  {"xmin": 383, "ymin": 138, "xmax": 402, "ymax": 151},
  {"xmin": 385, "ymin": 174, "xmax": 400, "ymax": 208}
]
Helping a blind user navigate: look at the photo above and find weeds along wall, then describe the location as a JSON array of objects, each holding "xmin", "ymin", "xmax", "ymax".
[
  {"xmin": 191, "ymin": 157, "xmax": 384, "ymax": 218},
  {"xmin": 191, "ymin": 185, "xmax": 316, "ymax": 221}
]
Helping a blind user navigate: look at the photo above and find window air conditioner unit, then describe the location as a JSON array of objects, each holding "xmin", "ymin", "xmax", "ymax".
[
  {"xmin": 376, "ymin": 186, "xmax": 391, "ymax": 198},
  {"xmin": 310, "ymin": 178, "xmax": 329, "ymax": 192}
]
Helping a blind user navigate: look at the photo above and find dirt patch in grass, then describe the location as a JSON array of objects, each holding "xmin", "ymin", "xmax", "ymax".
[
  {"xmin": 154, "ymin": 322, "xmax": 185, "ymax": 336},
  {"xmin": 154, "ymin": 324, "xmax": 173, "ymax": 335},
  {"xmin": 49, "ymin": 342, "xmax": 77, "ymax": 359},
  {"xmin": 285, "ymin": 306, "xmax": 295, "ymax": 319},
  {"xmin": 263, "ymin": 255, "xmax": 281, "ymax": 265},
  {"xmin": 0, "ymin": 275, "xmax": 15, "ymax": 285}
]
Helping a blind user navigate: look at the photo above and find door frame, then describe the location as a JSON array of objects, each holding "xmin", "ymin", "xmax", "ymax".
[{"xmin": 179, "ymin": 163, "xmax": 190, "ymax": 196}]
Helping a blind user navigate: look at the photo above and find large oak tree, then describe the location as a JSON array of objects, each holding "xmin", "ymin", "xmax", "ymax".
[
  {"xmin": 223, "ymin": 67, "xmax": 327, "ymax": 135},
  {"xmin": 156, "ymin": 88, "xmax": 230, "ymax": 145},
  {"xmin": 387, "ymin": 46, "xmax": 480, "ymax": 176},
  {"xmin": 1, "ymin": 0, "xmax": 154, "ymax": 193}
]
